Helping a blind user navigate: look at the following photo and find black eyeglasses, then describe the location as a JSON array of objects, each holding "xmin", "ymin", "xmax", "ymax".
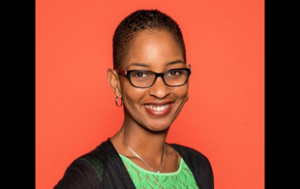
[{"xmin": 115, "ymin": 68, "xmax": 191, "ymax": 88}]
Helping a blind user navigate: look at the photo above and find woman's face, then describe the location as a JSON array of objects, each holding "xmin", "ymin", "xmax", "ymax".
[{"xmin": 119, "ymin": 30, "xmax": 189, "ymax": 132}]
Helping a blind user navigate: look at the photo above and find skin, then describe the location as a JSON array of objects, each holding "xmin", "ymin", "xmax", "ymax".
[{"xmin": 107, "ymin": 29, "xmax": 190, "ymax": 173}]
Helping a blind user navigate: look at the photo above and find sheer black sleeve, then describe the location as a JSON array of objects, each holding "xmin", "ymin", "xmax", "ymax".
[{"xmin": 53, "ymin": 158, "xmax": 102, "ymax": 189}]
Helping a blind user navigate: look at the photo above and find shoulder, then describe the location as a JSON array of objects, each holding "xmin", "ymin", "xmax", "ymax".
[
  {"xmin": 169, "ymin": 143, "xmax": 210, "ymax": 163},
  {"xmin": 169, "ymin": 143, "xmax": 214, "ymax": 189},
  {"xmin": 72, "ymin": 138, "xmax": 119, "ymax": 176},
  {"xmin": 54, "ymin": 139, "xmax": 116, "ymax": 189},
  {"xmin": 77, "ymin": 139, "xmax": 114, "ymax": 170}
]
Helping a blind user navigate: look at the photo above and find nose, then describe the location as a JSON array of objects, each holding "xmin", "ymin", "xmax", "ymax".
[{"xmin": 149, "ymin": 76, "xmax": 169, "ymax": 98}]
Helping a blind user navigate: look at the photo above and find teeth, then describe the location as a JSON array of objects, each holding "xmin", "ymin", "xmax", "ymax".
[{"xmin": 145, "ymin": 104, "xmax": 170, "ymax": 111}]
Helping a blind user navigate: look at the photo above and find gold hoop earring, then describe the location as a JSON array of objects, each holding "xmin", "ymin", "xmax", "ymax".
[{"xmin": 115, "ymin": 96, "xmax": 123, "ymax": 107}]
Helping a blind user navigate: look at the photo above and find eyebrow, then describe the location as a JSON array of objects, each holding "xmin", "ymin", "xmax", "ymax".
[
  {"xmin": 166, "ymin": 59, "xmax": 185, "ymax": 66},
  {"xmin": 126, "ymin": 63, "xmax": 149, "ymax": 69},
  {"xmin": 126, "ymin": 59, "xmax": 185, "ymax": 69}
]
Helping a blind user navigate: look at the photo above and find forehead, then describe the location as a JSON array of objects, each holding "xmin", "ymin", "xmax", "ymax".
[{"xmin": 122, "ymin": 30, "xmax": 184, "ymax": 70}]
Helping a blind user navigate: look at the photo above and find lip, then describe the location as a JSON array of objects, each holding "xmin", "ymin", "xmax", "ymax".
[{"xmin": 142, "ymin": 101, "xmax": 174, "ymax": 116}]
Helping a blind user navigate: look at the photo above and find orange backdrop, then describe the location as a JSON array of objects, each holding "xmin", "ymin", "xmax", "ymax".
[{"xmin": 36, "ymin": 0, "xmax": 264, "ymax": 188}]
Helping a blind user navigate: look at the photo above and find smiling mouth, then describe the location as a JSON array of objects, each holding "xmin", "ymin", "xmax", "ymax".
[
  {"xmin": 143, "ymin": 103, "xmax": 173, "ymax": 116},
  {"xmin": 144, "ymin": 104, "xmax": 170, "ymax": 111}
]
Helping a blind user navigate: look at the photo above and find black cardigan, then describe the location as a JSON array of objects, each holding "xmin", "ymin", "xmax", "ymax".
[{"xmin": 54, "ymin": 138, "xmax": 214, "ymax": 189}]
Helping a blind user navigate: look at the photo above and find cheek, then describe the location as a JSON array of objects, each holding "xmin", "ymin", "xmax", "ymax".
[
  {"xmin": 120, "ymin": 78, "xmax": 189, "ymax": 103},
  {"xmin": 174, "ymin": 85, "xmax": 189, "ymax": 99},
  {"xmin": 120, "ymin": 80, "xmax": 146, "ymax": 103}
]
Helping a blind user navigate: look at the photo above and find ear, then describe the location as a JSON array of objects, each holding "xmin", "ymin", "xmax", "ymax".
[{"xmin": 107, "ymin": 69, "xmax": 122, "ymax": 98}]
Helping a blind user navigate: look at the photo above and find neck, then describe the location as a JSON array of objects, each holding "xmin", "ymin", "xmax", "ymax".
[
  {"xmin": 119, "ymin": 124, "xmax": 167, "ymax": 156},
  {"xmin": 117, "ymin": 125, "xmax": 167, "ymax": 173}
]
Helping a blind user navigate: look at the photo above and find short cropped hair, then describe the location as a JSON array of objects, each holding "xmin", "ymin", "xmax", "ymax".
[{"xmin": 113, "ymin": 9, "xmax": 186, "ymax": 69}]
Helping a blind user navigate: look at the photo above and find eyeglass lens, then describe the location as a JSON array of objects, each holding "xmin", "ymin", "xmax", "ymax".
[{"xmin": 129, "ymin": 69, "xmax": 189, "ymax": 87}]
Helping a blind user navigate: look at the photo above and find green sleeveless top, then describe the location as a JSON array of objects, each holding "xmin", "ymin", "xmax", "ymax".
[{"xmin": 119, "ymin": 154, "xmax": 199, "ymax": 189}]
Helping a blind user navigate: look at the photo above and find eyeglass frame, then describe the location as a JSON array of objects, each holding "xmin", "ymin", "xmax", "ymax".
[{"xmin": 115, "ymin": 68, "xmax": 191, "ymax": 88}]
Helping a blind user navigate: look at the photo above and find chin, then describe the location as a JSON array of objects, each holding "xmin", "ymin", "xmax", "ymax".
[{"xmin": 143, "ymin": 120, "xmax": 173, "ymax": 133}]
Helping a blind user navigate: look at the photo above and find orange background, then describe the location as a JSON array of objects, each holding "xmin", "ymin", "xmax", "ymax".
[{"xmin": 36, "ymin": 0, "xmax": 264, "ymax": 188}]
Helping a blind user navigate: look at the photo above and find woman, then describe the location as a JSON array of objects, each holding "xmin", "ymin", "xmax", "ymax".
[{"xmin": 54, "ymin": 9, "xmax": 214, "ymax": 189}]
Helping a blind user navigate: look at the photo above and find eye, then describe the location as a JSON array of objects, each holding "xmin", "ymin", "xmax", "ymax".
[
  {"xmin": 130, "ymin": 71, "xmax": 151, "ymax": 78},
  {"xmin": 167, "ymin": 70, "xmax": 182, "ymax": 76}
]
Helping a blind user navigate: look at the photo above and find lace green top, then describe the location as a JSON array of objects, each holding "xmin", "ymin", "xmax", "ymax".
[{"xmin": 119, "ymin": 154, "xmax": 199, "ymax": 189}]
